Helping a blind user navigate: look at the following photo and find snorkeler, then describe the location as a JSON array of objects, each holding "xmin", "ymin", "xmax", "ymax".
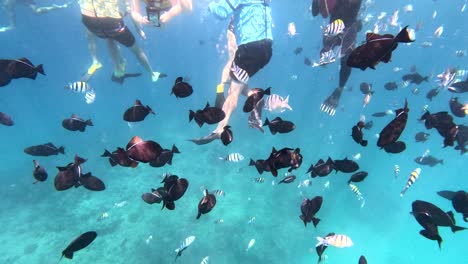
[
  {"xmin": 0, "ymin": 0, "xmax": 71, "ymax": 32},
  {"xmin": 312, "ymin": 0, "xmax": 363, "ymax": 116},
  {"xmin": 79, "ymin": 0, "xmax": 161, "ymax": 83},
  {"xmin": 190, "ymin": 0, "xmax": 273, "ymax": 145}
]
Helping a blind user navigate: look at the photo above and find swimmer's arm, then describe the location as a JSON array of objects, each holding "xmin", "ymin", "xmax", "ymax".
[
  {"xmin": 208, "ymin": 0, "xmax": 235, "ymax": 19},
  {"xmin": 128, "ymin": 0, "xmax": 148, "ymax": 39}
]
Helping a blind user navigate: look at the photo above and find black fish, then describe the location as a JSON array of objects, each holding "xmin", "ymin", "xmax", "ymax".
[
  {"xmin": 347, "ymin": 26, "xmax": 414, "ymax": 70},
  {"xmin": 351, "ymin": 121, "xmax": 368, "ymax": 146},
  {"xmin": 299, "ymin": 196, "xmax": 323, "ymax": 227},
  {"xmin": 438, "ymin": 190, "xmax": 468, "ymax": 222},
  {"xmin": 364, "ymin": 121, "xmax": 373, "ymax": 130},
  {"xmin": 101, "ymin": 148, "xmax": 138, "ymax": 168},
  {"xmin": 315, "ymin": 232, "xmax": 334, "ymax": 264},
  {"xmin": 333, "ymin": 158, "xmax": 359, "ymax": 173},
  {"xmin": 197, "ymin": 189, "xmax": 217, "ymax": 219},
  {"xmin": 171, "ymin": 77, "xmax": 193, "ymax": 98},
  {"xmin": 189, "ymin": 102, "xmax": 225, "ymax": 127},
  {"xmin": 125, "ymin": 136, "xmax": 162, "ymax": 163},
  {"xmin": 149, "ymin": 145, "xmax": 180, "ymax": 167},
  {"xmin": 78, "ymin": 172, "xmax": 105, "ymax": 191},
  {"xmin": 142, "ymin": 187, "xmax": 165, "ymax": 205},
  {"xmin": 0, "ymin": 58, "xmax": 45, "ymax": 87},
  {"xmin": 383, "ymin": 141, "xmax": 406, "ymax": 153},
  {"xmin": 347, "ymin": 171, "xmax": 368, "ymax": 184},
  {"xmin": 420, "ymin": 111, "xmax": 458, "ymax": 147},
  {"xmin": 415, "ymin": 132, "xmax": 430, "ymax": 142},
  {"xmin": 54, "ymin": 155, "xmax": 86, "ymax": 191},
  {"xmin": 62, "ymin": 114, "xmax": 93, "ymax": 132},
  {"xmin": 243, "ymin": 87, "xmax": 271, "ymax": 113},
  {"xmin": 426, "ymin": 88, "xmax": 439, "ymax": 101},
  {"xmin": 448, "ymin": 80, "xmax": 468, "ymax": 93},
  {"xmin": 449, "ymin": 97, "xmax": 466, "ymax": 118},
  {"xmin": 414, "ymin": 212, "xmax": 442, "ymax": 249},
  {"xmin": 249, "ymin": 158, "xmax": 271, "ymax": 175},
  {"xmin": 372, "ymin": 112, "xmax": 387, "ymax": 117},
  {"xmin": 455, "ymin": 125, "xmax": 468, "ymax": 154},
  {"xmin": 266, "ymin": 147, "xmax": 303, "ymax": 177},
  {"xmin": 0, "ymin": 112, "xmax": 13, "ymax": 126},
  {"xmin": 359, "ymin": 255, "xmax": 368, "ymax": 264},
  {"xmin": 263, "ymin": 117, "xmax": 296, "ymax": 135},
  {"xmin": 307, "ymin": 158, "xmax": 334, "ymax": 178},
  {"xmin": 384, "ymin": 81, "xmax": 398, "ymax": 91},
  {"xmin": 162, "ymin": 175, "xmax": 189, "ymax": 210},
  {"xmin": 278, "ymin": 175, "xmax": 296, "ymax": 184},
  {"xmin": 412, "ymin": 200, "xmax": 467, "ymax": 232},
  {"xmin": 294, "ymin": 47, "xmax": 303, "ymax": 55},
  {"xmin": 61, "ymin": 231, "xmax": 97, "ymax": 260},
  {"xmin": 32, "ymin": 160, "xmax": 47, "ymax": 184},
  {"xmin": 304, "ymin": 57, "xmax": 312, "ymax": 66},
  {"xmin": 402, "ymin": 72, "xmax": 429, "ymax": 85},
  {"xmin": 377, "ymin": 99, "xmax": 409, "ymax": 148},
  {"xmin": 123, "ymin": 100, "xmax": 155, "ymax": 122},
  {"xmin": 220, "ymin": 125, "xmax": 233, "ymax": 146},
  {"xmin": 359, "ymin": 82, "xmax": 373, "ymax": 94},
  {"xmin": 414, "ymin": 155, "xmax": 443, "ymax": 167},
  {"xmin": 24, "ymin": 143, "xmax": 65, "ymax": 156}
]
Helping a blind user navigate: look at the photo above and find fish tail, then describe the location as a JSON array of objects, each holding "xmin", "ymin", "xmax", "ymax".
[
  {"xmin": 312, "ymin": 217, "xmax": 321, "ymax": 228},
  {"xmin": 58, "ymin": 146, "xmax": 65, "ymax": 154},
  {"xmin": 188, "ymin": 110, "xmax": 195, "ymax": 122},
  {"xmin": 395, "ymin": 26, "xmax": 414, "ymax": 43},
  {"xmin": 36, "ymin": 64, "xmax": 45, "ymax": 75},
  {"xmin": 248, "ymin": 159, "xmax": 255, "ymax": 166},
  {"xmin": 315, "ymin": 237, "xmax": 325, "ymax": 247},
  {"xmin": 263, "ymin": 118, "xmax": 270, "ymax": 127},
  {"xmin": 86, "ymin": 119, "xmax": 94, "ymax": 126},
  {"xmin": 264, "ymin": 87, "xmax": 271, "ymax": 95},
  {"xmin": 299, "ymin": 215, "xmax": 307, "ymax": 226},
  {"xmin": 361, "ymin": 140, "xmax": 368, "ymax": 147},
  {"xmin": 451, "ymin": 225, "xmax": 467, "ymax": 233},
  {"xmin": 172, "ymin": 144, "xmax": 180, "ymax": 154},
  {"xmin": 147, "ymin": 106, "xmax": 155, "ymax": 115},
  {"xmin": 196, "ymin": 212, "xmax": 201, "ymax": 219},
  {"xmin": 101, "ymin": 149, "xmax": 111, "ymax": 157},
  {"xmin": 440, "ymin": 159, "xmax": 444, "ymax": 165}
]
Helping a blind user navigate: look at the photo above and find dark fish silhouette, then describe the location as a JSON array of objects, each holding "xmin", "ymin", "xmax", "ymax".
[
  {"xmin": 413, "ymin": 212, "xmax": 442, "ymax": 249},
  {"xmin": 294, "ymin": 47, "xmax": 303, "ymax": 55},
  {"xmin": 359, "ymin": 255, "xmax": 368, "ymax": 264},
  {"xmin": 448, "ymin": 80, "xmax": 468, "ymax": 93},
  {"xmin": 267, "ymin": 147, "xmax": 303, "ymax": 177},
  {"xmin": 171, "ymin": 77, "xmax": 193, "ymax": 98},
  {"xmin": 54, "ymin": 155, "xmax": 86, "ymax": 191},
  {"xmin": 402, "ymin": 72, "xmax": 429, "ymax": 85},
  {"xmin": 371, "ymin": 112, "xmax": 387, "ymax": 117},
  {"xmin": 304, "ymin": 57, "xmax": 312, "ymax": 66},
  {"xmin": 24, "ymin": 143, "xmax": 64, "ymax": 156},
  {"xmin": 377, "ymin": 99, "xmax": 409, "ymax": 148},
  {"xmin": 263, "ymin": 117, "xmax": 295, "ymax": 135},
  {"xmin": 351, "ymin": 121, "xmax": 368, "ymax": 146},
  {"xmin": 32, "ymin": 160, "xmax": 47, "ymax": 184},
  {"xmin": 364, "ymin": 121, "xmax": 373, "ymax": 130},
  {"xmin": 315, "ymin": 233, "xmax": 333, "ymax": 264},
  {"xmin": 299, "ymin": 196, "xmax": 323, "ymax": 227},
  {"xmin": 415, "ymin": 132, "xmax": 430, "ymax": 142},
  {"xmin": 333, "ymin": 158, "xmax": 359, "ymax": 173},
  {"xmin": 347, "ymin": 171, "xmax": 368, "ymax": 184},
  {"xmin": 142, "ymin": 187, "xmax": 165, "ymax": 204},
  {"xmin": 143, "ymin": 175, "xmax": 189, "ymax": 210},
  {"xmin": 414, "ymin": 155, "xmax": 443, "ymax": 167},
  {"xmin": 78, "ymin": 172, "xmax": 105, "ymax": 191},
  {"xmin": 220, "ymin": 125, "xmax": 233, "ymax": 146},
  {"xmin": 0, "ymin": 58, "xmax": 45, "ymax": 87},
  {"xmin": 0, "ymin": 112, "xmax": 13, "ymax": 126},
  {"xmin": 449, "ymin": 97, "xmax": 466, "ymax": 118},
  {"xmin": 197, "ymin": 189, "xmax": 217, "ymax": 219},
  {"xmin": 278, "ymin": 175, "xmax": 296, "ymax": 184},
  {"xmin": 111, "ymin": 72, "xmax": 142, "ymax": 84},
  {"xmin": 101, "ymin": 148, "xmax": 138, "ymax": 168},
  {"xmin": 384, "ymin": 81, "xmax": 398, "ymax": 91},
  {"xmin": 189, "ymin": 102, "xmax": 225, "ymax": 127},
  {"xmin": 438, "ymin": 190, "xmax": 468, "ymax": 222},
  {"xmin": 347, "ymin": 26, "xmax": 415, "ymax": 70},
  {"xmin": 412, "ymin": 200, "xmax": 467, "ymax": 233},
  {"xmin": 426, "ymin": 88, "xmax": 439, "ymax": 101},
  {"xmin": 123, "ymin": 100, "xmax": 155, "ymax": 122},
  {"xmin": 62, "ymin": 114, "xmax": 93, "ymax": 132},
  {"xmin": 149, "ymin": 145, "xmax": 180, "ymax": 167},
  {"xmin": 455, "ymin": 125, "xmax": 468, "ymax": 154},
  {"xmin": 249, "ymin": 158, "xmax": 271, "ymax": 175},
  {"xmin": 383, "ymin": 141, "xmax": 406, "ymax": 153},
  {"xmin": 420, "ymin": 111, "xmax": 458, "ymax": 147},
  {"xmin": 60, "ymin": 231, "xmax": 97, "ymax": 260},
  {"xmin": 125, "ymin": 136, "xmax": 162, "ymax": 163},
  {"xmin": 307, "ymin": 158, "xmax": 334, "ymax": 178},
  {"xmin": 243, "ymin": 87, "xmax": 271, "ymax": 113},
  {"xmin": 359, "ymin": 82, "xmax": 373, "ymax": 94}
]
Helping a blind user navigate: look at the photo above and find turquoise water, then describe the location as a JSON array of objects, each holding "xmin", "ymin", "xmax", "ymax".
[{"xmin": 0, "ymin": 0, "xmax": 467, "ymax": 263}]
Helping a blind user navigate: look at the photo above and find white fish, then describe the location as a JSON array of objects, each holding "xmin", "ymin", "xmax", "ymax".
[
  {"xmin": 175, "ymin": 236, "xmax": 196, "ymax": 256},
  {"xmin": 456, "ymin": 50, "xmax": 466, "ymax": 57},
  {"xmin": 403, "ymin": 4, "xmax": 413, "ymax": 13},
  {"xmin": 462, "ymin": 3, "xmax": 466, "ymax": 12},
  {"xmin": 219, "ymin": 153, "xmax": 244, "ymax": 162},
  {"xmin": 390, "ymin": 10, "xmax": 399, "ymax": 27},
  {"xmin": 363, "ymin": 93, "xmax": 371, "ymax": 107},
  {"xmin": 65, "ymin": 81, "xmax": 91, "ymax": 93},
  {"xmin": 85, "ymin": 90, "xmax": 96, "ymax": 104},
  {"xmin": 97, "ymin": 212, "xmax": 109, "ymax": 221},
  {"xmin": 287, "ymin": 22, "xmax": 297, "ymax": 37},
  {"xmin": 316, "ymin": 234, "xmax": 354, "ymax": 248},
  {"xmin": 377, "ymin": 12, "xmax": 387, "ymax": 20},
  {"xmin": 313, "ymin": 50, "xmax": 336, "ymax": 67},
  {"xmin": 264, "ymin": 94, "xmax": 292, "ymax": 113},
  {"xmin": 394, "ymin": 164, "xmax": 400, "ymax": 178},
  {"xmin": 433, "ymin": 26, "xmax": 443, "ymax": 38},
  {"xmin": 114, "ymin": 201, "xmax": 128, "ymax": 208},
  {"xmin": 213, "ymin": 189, "xmax": 225, "ymax": 197},
  {"xmin": 201, "ymin": 256, "xmax": 209, "ymax": 264},
  {"xmin": 323, "ymin": 180, "xmax": 330, "ymax": 189},
  {"xmin": 352, "ymin": 153, "xmax": 361, "ymax": 161},
  {"xmin": 290, "ymin": 74, "xmax": 298, "ymax": 80},
  {"xmin": 248, "ymin": 216, "xmax": 256, "ymax": 224},
  {"xmin": 246, "ymin": 239, "xmax": 255, "ymax": 251},
  {"xmin": 437, "ymin": 68, "xmax": 457, "ymax": 88}
]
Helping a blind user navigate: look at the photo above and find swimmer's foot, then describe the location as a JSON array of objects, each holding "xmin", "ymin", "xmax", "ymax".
[
  {"xmin": 87, "ymin": 61, "xmax": 103, "ymax": 75},
  {"xmin": 320, "ymin": 86, "xmax": 344, "ymax": 116},
  {"xmin": 189, "ymin": 132, "xmax": 220, "ymax": 145},
  {"xmin": 111, "ymin": 73, "xmax": 142, "ymax": 84},
  {"xmin": 152, "ymin": 72, "xmax": 161, "ymax": 82}
]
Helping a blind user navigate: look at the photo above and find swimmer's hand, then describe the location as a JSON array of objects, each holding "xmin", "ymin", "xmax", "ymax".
[{"xmin": 132, "ymin": 11, "xmax": 150, "ymax": 24}]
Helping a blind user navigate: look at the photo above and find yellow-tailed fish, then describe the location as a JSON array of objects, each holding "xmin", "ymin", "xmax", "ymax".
[{"xmin": 400, "ymin": 168, "xmax": 421, "ymax": 197}]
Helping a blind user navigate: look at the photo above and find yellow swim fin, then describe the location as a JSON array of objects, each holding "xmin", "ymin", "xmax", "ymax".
[
  {"xmin": 216, "ymin": 83, "xmax": 224, "ymax": 93},
  {"xmin": 87, "ymin": 62, "xmax": 102, "ymax": 75}
]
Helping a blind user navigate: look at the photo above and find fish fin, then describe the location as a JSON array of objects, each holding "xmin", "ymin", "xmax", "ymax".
[
  {"xmin": 35, "ymin": 64, "xmax": 45, "ymax": 75},
  {"xmin": 263, "ymin": 118, "xmax": 270, "ymax": 127},
  {"xmin": 196, "ymin": 212, "xmax": 201, "ymax": 219},
  {"xmin": 58, "ymin": 146, "xmax": 65, "ymax": 154},
  {"xmin": 451, "ymin": 225, "xmax": 467, "ymax": 233},
  {"xmin": 271, "ymin": 168, "xmax": 278, "ymax": 177},
  {"xmin": 86, "ymin": 119, "xmax": 94, "ymax": 126},
  {"xmin": 172, "ymin": 144, "xmax": 180, "ymax": 154},
  {"xmin": 437, "ymin": 191, "xmax": 456, "ymax": 200},
  {"xmin": 109, "ymin": 159, "xmax": 118, "ymax": 167},
  {"xmin": 101, "ymin": 150, "xmax": 111, "ymax": 157},
  {"xmin": 447, "ymin": 211, "xmax": 456, "ymax": 224},
  {"xmin": 264, "ymin": 87, "xmax": 271, "ymax": 95},
  {"xmin": 147, "ymin": 106, "xmax": 155, "ymax": 115},
  {"xmin": 271, "ymin": 129, "xmax": 277, "ymax": 135},
  {"xmin": 195, "ymin": 118, "xmax": 204, "ymax": 128},
  {"xmin": 175, "ymin": 77, "xmax": 183, "ymax": 84},
  {"xmin": 394, "ymin": 26, "xmax": 414, "ymax": 43},
  {"xmin": 299, "ymin": 215, "xmax": 307, "ymax": 227},
  {"xmin": 440, "ymin": 159, "xmax": 444, "ymax": 165},
  {"xmin": 315, "ymin": 237, "xmax": 325, "ymax": 247},
  {"xmin": 188, "ymin": 110, "xmax": 195, "ymax": 122},
  {"xmin": 312, "ymin": 217, "xmax": 321, "ymax": 228},
  {"xmin": 360, "ymin": 140, "xmax": 368, "ymax": 147}
]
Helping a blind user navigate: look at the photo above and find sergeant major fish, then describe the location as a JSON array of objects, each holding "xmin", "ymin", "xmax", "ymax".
[{"xmin": 264, "ymin": 94, "xmax": 292, "ymax": 113}]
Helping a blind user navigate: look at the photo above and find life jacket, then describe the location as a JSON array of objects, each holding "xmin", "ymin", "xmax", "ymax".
[{"xmin": 145, "ymin": 0, "xmax": 172, "ymax": 11}]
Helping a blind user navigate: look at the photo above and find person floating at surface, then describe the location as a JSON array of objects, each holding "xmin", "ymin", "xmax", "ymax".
[
  {"xmin": 190, "ymin": 0, "xmax": 273, "ymax": 145},
  {"xmin": 312, "ymin": 0, "xmax": 363, "ymax": 116},
  {"xmin": 131, "ymin": 0, "xmax": 193, "ymax": 30},
  {"xmin": 79, "ymin": 0, "xmax": 161, "ymax": 84},
  {"xmin": 0, "ymin": 0, "xmax": 71, "ymax": 32}
]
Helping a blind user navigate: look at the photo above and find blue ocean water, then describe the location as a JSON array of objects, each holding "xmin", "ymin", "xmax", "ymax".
[{"xmin": 0, "ymin": 0, "xmax": 467, "ymax": 263}]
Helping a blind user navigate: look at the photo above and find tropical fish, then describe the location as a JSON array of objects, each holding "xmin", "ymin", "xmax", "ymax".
[
  {"xmin": 264, "ymin": 94, "xmax": 292, "ymax": 113},
  {"xmin": 287, "ymin": 22, "xmax": 297, "ymax": 37},
  {"xmin": 197, "ymin": 189, "xmax": 217, "ymax": 219},
  {"xmin": 263, "ymin": 117, "xmax": 295, "ymax": 135},
  {"xmin": 24, "ymin": 143, "xmax": 65, "ymax": 156},
  {"xmin": 171, "ymin": 77, "xmax": 193, "ymax": 98},
  {"xmin": 349, "ymin": 184, "xmax": 365, "ymax": 207},
  {"xmin": 377, "ymin": 99, "xmax": 409, "ymax": 149},
  {"xmin": 149, "ymin": 144, "xmax": 180, "ymax": 167},
  {"xmin": 347, "ymin": 171, "xmax": 368, "ymax": 184},
  {"xmin": 65, "ymin": 81, "xmax": 91, "ymax": 93},
  {"xmin": 32, "ymin": 160, "xmax": 47, "ymax": 184},
  {"xmin": 351, "ymin": 121, "xmax": 368, "ymax": 147},
  {"xmin": 175, "ymin": 236, "xmax": 195, "ymax": 260},
  {"xmin": 243, "ymin": 87, "xmax": 271, "ymax": 113},
  {"xmin": 125, "ymin": 136, "xmax": 162, "ymax": 163},
  {"xmin": 0, "ymin": 112, "xmax": 13, "ymax": 126},
  {"xmin": 101, "ymin": 148, "xmax": 138, "ymax": 168},
  {"xmin": 299, "ymin": 196, "xmax": 323, "ymax": 227},
  {"xmin": 60, "ymin": 231, "xmax": 97, "ymax": 261},
  {"xmin": 62, "ymin": 114, "xmax": 93, "ymax": 132},
  {"xmin": 412, "ymin": 200, "xmax": 467, "ymax": 232},
  {"xmin": 189, "ymin": 102, "xmax": 225, "ymax": 127},
  {"xmin": 278, "ymin": 175, "xmax": 296, "ymax": 184},
  {"xmin": 400, "ymin": 168, "xmax": 421, "ymax": 197},
  {"xmin": 220, "ymin": 125, "xmax": 233, "ymax": 146},
  {"xmin": 201, "ymin": 256, "xmax": 209, "ymax": 264},
  {"xmin": 246, "ymin": 239, "xmax": 255, "ymax": 251},
  {"xmin": 219, "ymin": 153, "xmax": 244, "ymax": 162},
  {"xmin": 123, "ymin": 100, "xmax": 155, "ymax": 122},
  {"xmin": 438, "ymin": 190, "xmax": 468, "ymax": 222},
  {"xmin": 322, "ymin": 19, "xmax": 345, "ymax": 37},
  {"xmin": 0, "ymin": 58, "xmax": 45, "ymax": 87},
  {"xmin": 316, "ymin": 234, "xmax": 354, "ymax": 248},
  {"xmin": 394, "ymin": 164, "xmax": 400, "ymax": 178}
]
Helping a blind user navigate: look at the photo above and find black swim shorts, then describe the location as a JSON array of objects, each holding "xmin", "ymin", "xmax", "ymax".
[
  {"xmin": 231, "ymin": 39, "xmax": 272, "ymax": 84},
  {"xmin": 82, "ymin": 15, "xmax": 136, "ymax": 47}
]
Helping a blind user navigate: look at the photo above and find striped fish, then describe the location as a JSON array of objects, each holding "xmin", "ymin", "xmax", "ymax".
[
  {"xmin": 247, "ymin": 216, "xmax": 256, "ymax": 224},
  {"xmin": 85, "ymin": 90, "xmax": 96, "ymax": 104},
  {"xmin": 264, "ymin": 94, "xmax": 293, "ymax": 113},
  {"xmin": 394, "ymin": 164, "xmax": 400, "ymax": 178},
  {"xmin": 323, "ymin": 19, "xmax": 345, "ymax": 37},
  {"xmin": 213, "ymin": 189, "xmax": 225, "ymax": 197},
  {"xmin": 349, "ymin": 184, "xmax": 366, "ymax": 207},
  {"xmin": 400, "ymin": 168, "xmax": 421, "ymax": 197},
  {"xmin": 65, "ymin": 81, "xmax": 91, "ymax": 93},
  {"xmin": 254, "ymin": 177, "xmax": 264, "ymax": 183},
  {"xmin": 219, "ymin": 153, "xmax": 244, "ymax": 162},
  {"xmin": 175, "ymin": 236, "xmax": 195, "ymax": 259},
  {"xmin": 201, "ymin": 256, "xmax": 209, "ymax": 264},
  {"xmin": 316, "ymin": 234, "xmax": 353, "ymax": 248}
]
